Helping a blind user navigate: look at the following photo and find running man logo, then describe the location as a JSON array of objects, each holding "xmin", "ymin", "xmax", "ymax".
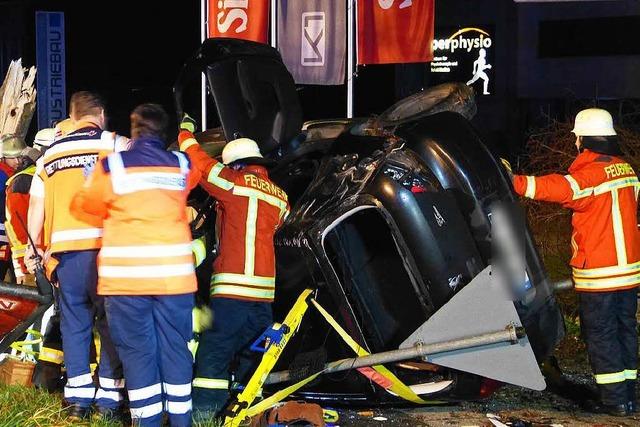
[
  {"xmin": 431, "ymin": 27, "xmax": 494, "ymax": 95},
  {"xmin": 301, "ymin": 12, "xmax": 325, "ymax": 67}
]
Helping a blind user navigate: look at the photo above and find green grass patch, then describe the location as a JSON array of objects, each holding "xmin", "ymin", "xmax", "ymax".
[{"xmin": 0, "ymin": 384, "xmax": 223, "ymax": 426}]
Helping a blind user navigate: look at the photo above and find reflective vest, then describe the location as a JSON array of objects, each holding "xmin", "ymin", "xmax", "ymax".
[
  {"xmin": 33, "ymin": 124, "xmax": 129, "ymax": 256},
  {"xmin": 5, "ymin": 165, "xmax": 36, "ymax": 276},
  {"xmin": 179, "ymin": 131, "xmax": 289, "ymax": 303},
  {"xmin": 513, "ymin": 150, "xmax": 640, "ymax": 292},
  {"xmin": 70, "ymin": 138, "xmax": 199, "ymax": 296}
]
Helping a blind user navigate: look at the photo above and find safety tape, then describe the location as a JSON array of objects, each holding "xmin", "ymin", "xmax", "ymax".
[{"xmin": 310, "ymin": 299, "xmax": 432, "ymax": 404}]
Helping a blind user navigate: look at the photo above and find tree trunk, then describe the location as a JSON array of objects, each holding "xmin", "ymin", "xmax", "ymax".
[{"xmin": 0, "ymin": 59, "xmax": 37, "ymax": 140}]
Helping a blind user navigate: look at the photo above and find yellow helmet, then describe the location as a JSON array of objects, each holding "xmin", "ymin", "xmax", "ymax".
[{"xmin": 0, "ymin": 134, "xmax": 26, "ymax": 158}]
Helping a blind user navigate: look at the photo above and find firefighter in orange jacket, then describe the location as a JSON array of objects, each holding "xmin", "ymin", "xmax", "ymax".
[
  {"xmin": 0, "ymin": 135, "xmax": 16, "ymax": 279},
  {"xmin": 177, "ymin": 116, "xmax": 289, "ymax": 417},
  {"xmin": 512, "ymin": 108, "xmax": 640, "ymax": 416},
  {"xmin": 5, "ymin": 147, "xmax": 41, "ymax": 283},
  {"xmin": 72, "ymin": 104, "xmax": 200, "ymax": 426}
]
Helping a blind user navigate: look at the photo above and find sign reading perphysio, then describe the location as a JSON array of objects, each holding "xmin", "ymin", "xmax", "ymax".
[
  {"xmin": 431, "ymin": 27, "xmax": 494, "ymax": 96},
  {"xmin": 36, "ymin": 11, "xmax": 67, "ymax": 129}
]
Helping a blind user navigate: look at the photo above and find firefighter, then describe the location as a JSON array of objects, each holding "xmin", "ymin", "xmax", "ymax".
[
  {"xmin": 177, "ymin": 116, "xmax": 290, "ymax": 417},
  {"xmin": 32, "ymin": 127, "xmax": 56, "ymax": 153},
  {"xmin": 5, "ymin": 147, "xmax": 41, "ymax": 283},
  {"xmin": 0, "ymin": 134, "xmax": 16, "ymax": 280},
  {"xmin": 25, "ymin": 91, "xmax": 128, "ymax": 420},
  {"xmin": 71, "ymin": 104, "xmax": 200, "ymax": 426},
  {"xmin": 512, "ymin": 108, "xmax": 640, "ymax": 416}
]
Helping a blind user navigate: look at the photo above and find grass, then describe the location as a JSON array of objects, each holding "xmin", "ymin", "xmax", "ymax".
[{"xmin": 0, "ymin": 384, "xmax": 223, "ymax": 427}]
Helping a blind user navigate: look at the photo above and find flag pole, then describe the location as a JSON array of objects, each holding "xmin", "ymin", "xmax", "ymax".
[
  {"xmin": 347, "ymin": 0, "xmax": 355, "ymax": 118},
  {"xmin": 201, "ymin": 0, "xmax": 208, "ymax": 131},
  {"xmin": 270, "ymin": 0, "xmax": 277, "ymax": 48}
]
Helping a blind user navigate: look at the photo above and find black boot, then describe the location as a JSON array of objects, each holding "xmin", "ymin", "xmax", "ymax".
[
  {"xmin": 93, "ymin": 405, "xmax": 125, "ymax": 422},
  {"xmin": 63, "ymin": 402, "xmax": 92, "ymax": 420},
  {"xmin": 582, "ymin": 399, "xmax": 629, "ymax": 416},
  {"xmin": 627, "ymin": 401, "xmax": 637, "ymax": 414}
]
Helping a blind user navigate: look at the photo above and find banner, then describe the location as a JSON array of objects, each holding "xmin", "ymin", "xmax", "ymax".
[
  {"xmin": 357, "ymin": 0, "xmax": 435, "ymax": 65},
  {"xmin": 431, "ymin": 27, "xmax": 495, "ymax": 96},
  {"xmin": 35, "ymin": 11, "xmax": 66, "ymax": 129},
  {"xmin": 208, "ymin": 0, "xmax": 269, "ymax": 43},
  {"xmin": 277, "ymin": 0, "xmax": 346, "ymax": 85}
]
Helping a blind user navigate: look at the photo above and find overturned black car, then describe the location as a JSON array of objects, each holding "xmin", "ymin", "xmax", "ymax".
[{"xmin": 174, "ymin": 38, "xmax": 565, "ymax": 405}]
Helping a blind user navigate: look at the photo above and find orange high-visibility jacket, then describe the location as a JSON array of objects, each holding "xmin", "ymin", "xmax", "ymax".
[
  {"xmin": 513, "ymin": 149, "xmax": 640, "ymax": 292},
  {"xmin": 178, "ymin": 131, "xmax": 289, "ymax": 303},
  {"xmin": 5, "ymin": 165, "xmax": 36, "ymax": 276},
  {"xmin": 71, "ymin": 137, "xmax": 200, "ymax": 296},
  {"xmin": 30, "ymin": 123, "xmax": 129, "ymax": 258}
]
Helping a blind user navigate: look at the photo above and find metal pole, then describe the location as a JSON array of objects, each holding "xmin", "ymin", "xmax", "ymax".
[
  {"xmin": 266, "ymin": 325, "xmax": 524, "ymax": 385},
  {"xmin": 347, "ymin": 0, "xmax": 355, "ymax": 118},
  {"xmin": 552, "ymin": 279, "xmax": 574, "ymax": 292},
  {"xmin": 200, "ymin": 0, "xmax": 208, "ymax": 131},
  {"xmin": 270, "ymin": 0, "xmax": 277, "ymax": 49}
]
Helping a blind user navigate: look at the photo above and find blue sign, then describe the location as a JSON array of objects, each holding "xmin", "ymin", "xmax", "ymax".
[{"xmin": 36, "ymin": 11, "xmax": 66, "ymax": 129}]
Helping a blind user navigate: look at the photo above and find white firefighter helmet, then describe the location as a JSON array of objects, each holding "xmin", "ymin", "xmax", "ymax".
[
  {"xmin": 0, "ymin": 134, "xmax": 26, "ymax": 158},
  {"xmin": 572, "ymin": 108, "xmax": 617, "ymax": 137},
  {"xmin": 33, "ymin": 128, "xmax": 56, "ymax": 150},
  {"xmin": 222, "ymin": 137, "xmax": 264, "ymax": 165}
]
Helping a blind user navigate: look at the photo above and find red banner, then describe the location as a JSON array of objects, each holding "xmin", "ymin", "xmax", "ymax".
[
  {"xmin": 357, "ymin": 0, "xmax": 434, "ymax": 64},
  {"xmin": 208, "ymin": 0, "xmax": 269, "ymax": 43}
]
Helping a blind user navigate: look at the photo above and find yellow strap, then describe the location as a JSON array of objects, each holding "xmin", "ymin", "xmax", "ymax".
[
  {"xmin": 246, "ymin": 369, "xmax": 324, "ymax": 417},
  {"xmin": 311, "ymin": 299, "xmax": 430, "ymax": 404},
  {"xmin": 39, "ymin": 347, "xmax": 64, "ymax": 364},
  {"xmin": 225, "ymin": 289, "xmax": 314, "ymax": 427}
]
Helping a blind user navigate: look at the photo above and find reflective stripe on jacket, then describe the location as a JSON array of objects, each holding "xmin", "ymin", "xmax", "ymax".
[
  {"xmin": 71, "ymin": 137, "xmax": 200, "ymax": 296},
  {"xmin": 513, "ymin": 150, "xmax": 640, "ymax": 292},
  {"xmin": 178, "ymin": 131, "xmax": 289, "ymax": 303},
  {"xmin": 5, "ymin": 165, "xmax": 36, "ymax": 275},
  {"xmin": 0, "ymin": 162, "xmax": 14, "ymax": 261},
  {"xmin": 35, "ymin": 123, "xmax": 129, "ymax": 256}
]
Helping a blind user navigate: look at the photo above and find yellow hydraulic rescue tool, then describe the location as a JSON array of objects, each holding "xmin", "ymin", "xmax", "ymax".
[{"xmin": 223, "ymin": 289, "xmax": 314, "ymax": 426}]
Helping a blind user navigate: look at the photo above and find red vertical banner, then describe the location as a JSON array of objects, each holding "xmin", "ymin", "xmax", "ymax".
[
  {"xmin": 208, "ymin": 0, "xmax": 269, "ymax": 43},
  {"xmin": 357, "ymin": 0, "xmax": 435, "ymax": 64}
]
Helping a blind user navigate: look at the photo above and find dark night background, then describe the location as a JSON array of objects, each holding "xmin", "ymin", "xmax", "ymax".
[{"xmin": 2, "ymin": 0, "xmax": 640, "ymax": 159}]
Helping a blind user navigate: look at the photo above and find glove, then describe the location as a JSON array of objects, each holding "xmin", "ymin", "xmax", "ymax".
[
  {"xmin": 500, "ymin": 158, "xmax": 514, "ymax": 180},
  {"xmin": 180, "ymin": 113, "xmax": 197, "ymax": 134},
  {"xmin": 192, "ymin": 305, "xmax": 213, "ymax": 333}
]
